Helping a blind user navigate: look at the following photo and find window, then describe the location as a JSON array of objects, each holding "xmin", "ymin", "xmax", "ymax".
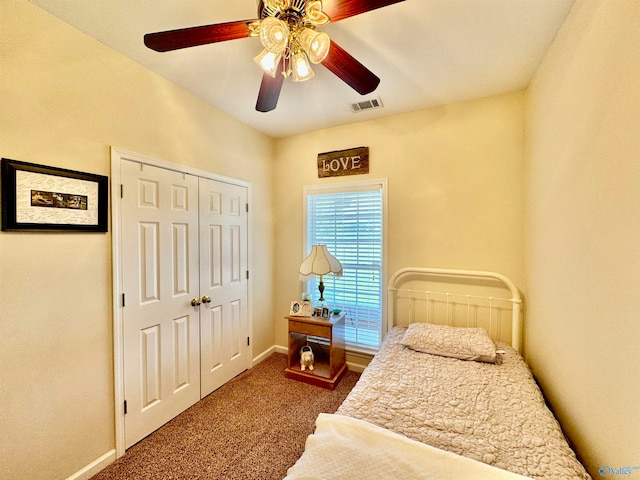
[{"xmin": 304, "ymin": 181, "xmax": 386, "ymax": 351}]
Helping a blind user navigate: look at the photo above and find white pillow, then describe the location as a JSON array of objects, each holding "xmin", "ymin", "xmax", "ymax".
[{"xmin": 401, "ymin": 323, "xmax": 498, "ymax": 364}]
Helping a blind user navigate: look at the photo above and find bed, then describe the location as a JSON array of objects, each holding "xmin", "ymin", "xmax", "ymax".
[{"xmin": 284, "ymin": 267, "xmax": 592, "ymax": 480}]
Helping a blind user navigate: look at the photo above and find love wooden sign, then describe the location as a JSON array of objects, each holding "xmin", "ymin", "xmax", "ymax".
[{"xmin": 317, "ymin": 147, "xmax": 369, "ymax": 178}]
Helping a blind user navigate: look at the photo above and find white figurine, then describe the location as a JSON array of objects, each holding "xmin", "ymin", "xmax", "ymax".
[{"xmin": 300, "ymin": 345, "xmax": 315, "ymax": 371}]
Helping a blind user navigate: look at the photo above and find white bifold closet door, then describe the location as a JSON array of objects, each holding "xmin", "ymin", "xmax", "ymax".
[
  {"xmin": 198, "ymin": 177, "xmax": 248, "ymax": 397},
  {"xmin": 120, "ymin": 160, "xmax": 248, "ymax": 449}
]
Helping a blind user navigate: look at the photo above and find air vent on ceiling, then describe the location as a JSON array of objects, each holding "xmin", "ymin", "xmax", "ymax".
[{"xmin": 350, "ymin": 97, "xmax": 384, "ymax": 113}]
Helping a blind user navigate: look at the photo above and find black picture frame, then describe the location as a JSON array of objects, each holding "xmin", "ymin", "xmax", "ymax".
[{"xmin": 1, "ymin": 158, "xmax": 108, "ymax": 232}]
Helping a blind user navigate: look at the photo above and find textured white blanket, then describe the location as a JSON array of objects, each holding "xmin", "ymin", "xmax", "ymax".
[
  {"xmin": 284, "ymin": 413, "xmax": 534, "ymax": 480},
  {"xmin": 337, "ymin": 327, "xmax": 591, "ymax": 480}
]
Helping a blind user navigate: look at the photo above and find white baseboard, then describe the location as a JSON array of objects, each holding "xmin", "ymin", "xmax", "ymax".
[
  {"xmin": 252, "ymin": 345, "xmax": 278, "ymax": 366},
  {"xmin": 66, "ymin": 449, "xmax": 116, "ymax": 480},
  {"xmin": 252, "ymin": 345, "xmax": 288, "ymax": 366},
  {"xmin": 346, "ymin": 361, "xmax": 367, "ymax": 373}
]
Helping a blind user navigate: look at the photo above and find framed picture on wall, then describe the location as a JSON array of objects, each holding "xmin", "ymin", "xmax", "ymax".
[{"xmin": 1, "ymin": 158, "xmax": 108, "ymax": 232}]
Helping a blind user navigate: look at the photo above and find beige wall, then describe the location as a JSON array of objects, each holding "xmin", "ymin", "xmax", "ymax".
[
  {"xmin": 273, "ymin": 92, "xmax": 525, "ymax": 349},
  {"xmin": 0, "ymin": 1, "xmax": 274, "ymax": 479},
  {"xmin": 7, "ymin": 0, "xmax": 635, "ymax": 478},
  {"xmin": 525, "ymin": 0, "xmax": 640, "ymax": 476}
]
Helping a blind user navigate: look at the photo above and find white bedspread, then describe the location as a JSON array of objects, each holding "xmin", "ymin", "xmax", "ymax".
[
  {"xmin": 337, "ymin": 327, "xmax": 592, "ymax": 480},
  {"xmin": 284, "ymin": 413, "xmax": 534, "ymax": 480}
]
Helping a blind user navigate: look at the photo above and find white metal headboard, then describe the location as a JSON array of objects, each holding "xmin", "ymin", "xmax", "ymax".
[{"xmin": 387, "ymin": 267, "xmax": 523, "ymax": 353}]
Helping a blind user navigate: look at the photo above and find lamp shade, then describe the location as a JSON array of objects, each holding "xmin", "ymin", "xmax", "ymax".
[
  {"xmin": 254, "ymin": 49, "xmax": 282, "ymax": 77},
  {"xmin": 290, "ymin": 51, "xmax": 315, "ymax": 82},
  {"xmin": 299, "ymin": 28, "xmax": 330, "ymax": 64},
  {"xmin": 259, "ymin": 16, "xmax": 289, "ymax": 54},
  {"xmin": 299, "ymin": 245, "xmax": 343, "ymax": 279}
]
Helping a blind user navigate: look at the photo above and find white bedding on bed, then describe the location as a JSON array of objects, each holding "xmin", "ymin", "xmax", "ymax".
[
  {"xmin": 336, "ymin": 327, "xmax": 591, "ymax": 480},
  {"xmin": 284, "ymin": 413, "xmax": 534, "ymax": 480}
]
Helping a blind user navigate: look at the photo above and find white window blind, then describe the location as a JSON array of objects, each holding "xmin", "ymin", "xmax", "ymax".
[{"xmin": 305, "ymin": 185, "xmax": 384, "ymax": 350}]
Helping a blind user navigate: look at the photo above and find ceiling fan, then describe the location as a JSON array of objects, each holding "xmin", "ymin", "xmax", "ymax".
[{"xmin": 144, "ymin": 0, "xmax": 405, "ymax": 112}]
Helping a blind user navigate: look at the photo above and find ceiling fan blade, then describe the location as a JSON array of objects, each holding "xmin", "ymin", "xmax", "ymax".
[
  {"xmin": 144, "ymin": 20, "xmax": 255, "ymax": 52},
  {"xmin": 323, "ymin": 0, "xmax": 405, "ymax": 23},
  {"xmin": 322, "ymin": 40, "xmax": 380, "ymax": 95},
  {"xmin": 256, "ymin": 63, "xmax": 285, "ymax": 112}
]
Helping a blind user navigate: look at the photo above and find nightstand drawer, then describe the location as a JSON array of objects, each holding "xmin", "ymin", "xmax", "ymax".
[{"xmin": 289, "ymin": 320, "xmax": 331, "ymax": 338}]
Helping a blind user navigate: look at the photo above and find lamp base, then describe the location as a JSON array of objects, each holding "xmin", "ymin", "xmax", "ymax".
[
  {"xmin": 318, "ymin": 278, "xmax": 325, "ymax": 301},
  {"xmin": 317, "ymin": 278, "xmax": 328, "ymax": 309}
]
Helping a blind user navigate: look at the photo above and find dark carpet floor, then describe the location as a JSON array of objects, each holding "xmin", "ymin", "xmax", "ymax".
[{"xmin": 91, "ymin": 353, "xmax": 361, "ymax": 480}]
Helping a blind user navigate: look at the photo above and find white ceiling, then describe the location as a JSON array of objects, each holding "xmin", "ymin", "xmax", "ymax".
[{"xmin": 28, "ymin": 0, "xmax": 575, "ymax": 138}]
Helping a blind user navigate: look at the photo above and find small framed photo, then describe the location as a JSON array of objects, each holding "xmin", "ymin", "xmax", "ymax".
[
  {"xmin": 289, "ymin": 300, "xmax": 312, "ymax": 316},
  {"xmin": 321, "ymin": 307, "xmax": 330, "ymax": 319},
  {"xmin": 1, "ymin": 158, "xmax": 108, "ymax": 232}
]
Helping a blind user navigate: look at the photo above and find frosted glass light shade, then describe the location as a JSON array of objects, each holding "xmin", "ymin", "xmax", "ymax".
[
  {"xmin": 291, "ymin": 51, "xmax": 314, "ymax": 82},
  {"xmin": 299, "ymin": 245, "xmax": 343, "ymax": 279},
  {"xmin": 299, "ymin": 28, "xmax": 330, "ymax": 64},
  {"xmin": 254, "ymin": 49, "xmax": 282, "ymax": 77},
  {"xmin": 259, "ymin": 16, "xmax": 289, "ymax": 54}
]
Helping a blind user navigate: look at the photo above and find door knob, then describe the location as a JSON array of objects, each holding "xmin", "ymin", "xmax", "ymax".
[
  {"xmin": 191, "ymin": 298, "xmax": 201, "ymax": 307},
  {"xmin": 201, "ymin": 296, "xmax": 212, "ymax": 304}
]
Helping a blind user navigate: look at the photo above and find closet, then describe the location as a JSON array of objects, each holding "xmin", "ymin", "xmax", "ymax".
[{"xmin": 113, "ymin": 151, "xmax": 249, "ymax": 449}]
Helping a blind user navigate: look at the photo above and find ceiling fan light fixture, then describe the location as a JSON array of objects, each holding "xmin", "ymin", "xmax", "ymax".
[
  {"xmin": 254, "ymin": 49, "xmax": 282, "ymax": 77},
  {"xmin": 291, "ymin": 51, "xmax": 314, "ymax": 82},
  {"xmin": 298, "ymin": 28, "xmax": 330, "ymax": 64},
  {"xmin": 305, "ymin": 1, "xmax": 330, "ymax": 25},
  {"xmin": 259, "ymin": 16, "xmax": 289, "ymax": 54},
  {"xmin": 143, "ymin": 0, "xmax": 403, "ymax": 113},
  {"xmin": 254, "ymin": 1, "xmax": 330, "ymax": 83}
]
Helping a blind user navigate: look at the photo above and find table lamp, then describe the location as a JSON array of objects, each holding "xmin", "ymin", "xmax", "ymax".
[{"xmin": 299, "ymin": 245, "xmax": 343, "ymax": 308}]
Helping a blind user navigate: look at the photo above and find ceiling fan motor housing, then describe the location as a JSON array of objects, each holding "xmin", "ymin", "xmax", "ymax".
[{"xmin": 258, "ymin": 0, "xmax": 310, "ymax": 21}]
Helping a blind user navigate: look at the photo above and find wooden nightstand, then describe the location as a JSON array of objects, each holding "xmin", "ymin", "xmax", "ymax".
[{"xmin": 284, "ymin": 312, "xmax": 347, "ymax": 390}]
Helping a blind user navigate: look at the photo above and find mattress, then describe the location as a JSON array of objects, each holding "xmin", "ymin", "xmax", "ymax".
[{"xmin": 335, "ymin": 326, "xmax": 591, "ymax": 480}]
